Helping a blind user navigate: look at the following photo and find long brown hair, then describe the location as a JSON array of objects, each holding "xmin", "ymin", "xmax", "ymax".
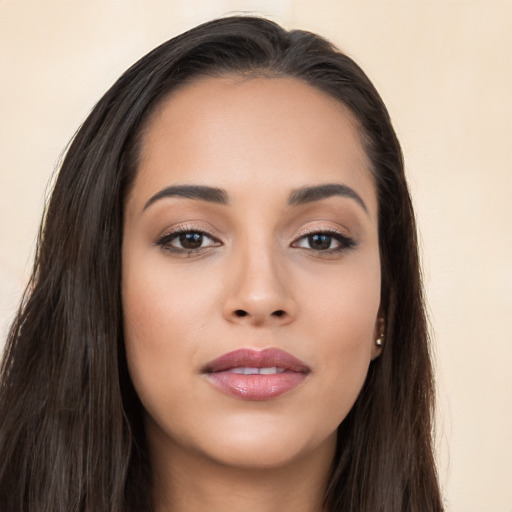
[{"xmin": 0, "ymin": 16, "xmax": 443, "ymax": 512}]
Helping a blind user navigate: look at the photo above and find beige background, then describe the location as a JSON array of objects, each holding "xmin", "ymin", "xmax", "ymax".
[{"xmin": 1, "ymin": 1, "xmax": 511, "ymax": 510}]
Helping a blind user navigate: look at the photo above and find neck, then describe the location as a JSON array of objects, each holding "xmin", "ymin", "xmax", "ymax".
[{"xmin": 149, "ymin": 428, "xmax": 336, "ymax": 512}]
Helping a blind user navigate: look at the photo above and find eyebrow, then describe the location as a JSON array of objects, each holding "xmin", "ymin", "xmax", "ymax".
[
  {"xmin": 287, "ymin": 183, "xmax": 368, "ymax": 213},
  {"xmin": 143, "ymin": 185, "xmax": 229, "ymax": 210},
  {"xmin": 143, "ymin": 182, "xmax": 367, "ymax": 214}
]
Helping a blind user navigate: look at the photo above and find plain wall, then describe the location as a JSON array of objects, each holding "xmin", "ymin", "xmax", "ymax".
[{"xmin": 1, "ymin": 1, "xmax": 511, "ymax": 510}]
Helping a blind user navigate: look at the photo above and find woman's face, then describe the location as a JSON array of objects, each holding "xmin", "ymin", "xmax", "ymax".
[{"xmin": 122, "ymin": 76, "xmax": 382, "ymax": 471}]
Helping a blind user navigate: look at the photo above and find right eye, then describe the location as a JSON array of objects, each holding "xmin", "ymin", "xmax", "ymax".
[{"xmin": 156, "ymin": 229, "xmax": 221, "ymax": 254}]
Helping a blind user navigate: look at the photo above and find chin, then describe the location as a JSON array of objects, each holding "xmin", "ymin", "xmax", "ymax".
[{"xmin": 170, "ymin": 410, "xmax": 339, "ymax": 471}]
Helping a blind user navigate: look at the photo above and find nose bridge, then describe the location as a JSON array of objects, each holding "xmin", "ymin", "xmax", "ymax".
[{"xmin": 223, "ymin": 230, "xmax": 295, "ymax": 325}]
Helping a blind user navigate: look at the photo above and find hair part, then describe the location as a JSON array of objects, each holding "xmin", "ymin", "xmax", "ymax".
[{"xmin": 0, "ymin": 15, "xmax": 443, "ymax": 512}]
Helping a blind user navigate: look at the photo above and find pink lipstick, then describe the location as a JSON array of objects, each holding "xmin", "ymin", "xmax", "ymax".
[{"xmin": 203, "ymin": 348, "xmax": 310, "ymax": 400}]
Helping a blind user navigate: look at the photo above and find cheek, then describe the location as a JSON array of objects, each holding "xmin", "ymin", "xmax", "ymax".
[
  {"xmin": 305, "ymin": 253, "xmax": 381, "ymax": 345},
  {"xmin": 122, "ymin": 249, "xmax": 223, "ymax": 342},
  {"xmin": 121, "ymin": 257, "xmax": 218, "ymax": 416},
  {"xmin": 302, "ymin": 258, "xmax": 380, "ymax": 417}
]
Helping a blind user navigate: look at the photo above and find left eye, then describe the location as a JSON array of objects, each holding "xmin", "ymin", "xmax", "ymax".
[
  {"xmin": 292, "ymin": 232, "xmax": 354, "ymax": 251},
  {"xmin": 157, "ymin": 230, "xmax": 219, "ymax": 251}
]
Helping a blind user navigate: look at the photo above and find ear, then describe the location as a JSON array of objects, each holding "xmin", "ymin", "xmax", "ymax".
[{"xmin": 371, "ymin": 315, "xmax": 385, "ymax": 360}]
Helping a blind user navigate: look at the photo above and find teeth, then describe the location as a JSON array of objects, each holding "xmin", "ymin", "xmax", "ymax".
[
  {"xmin": 227, "ymin": 367, "xmax": 285, "ymax": 375},
  {"xmin": 259, "ymin": 367, "xmax": 278, "ymax": 374},
  {"xmin": 228, "ymin": 368, "xmax": 245, "ymax": 374}
]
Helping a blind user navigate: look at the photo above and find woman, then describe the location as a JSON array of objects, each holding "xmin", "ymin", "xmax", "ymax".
[{"xmin": 0, "ymin": 16, "xmax": 443, "ymax": 512}]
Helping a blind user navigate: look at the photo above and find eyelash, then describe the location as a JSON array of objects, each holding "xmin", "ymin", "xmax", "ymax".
[
  {"xmin": 291, "ymin": 228, "xmax": 356, "ymax": 254},
  {"xmin": 155, "ymin": 226, "xmax": 221, "ymax": 256},
  {"xmin": 155, "ymin": 226, "xmax": 356, "ymax": 256}
]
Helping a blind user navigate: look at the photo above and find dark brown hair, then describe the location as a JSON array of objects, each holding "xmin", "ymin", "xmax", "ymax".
[{"xmin": 0, "ymin": 15, "xmax": 443, "ymax": 512}]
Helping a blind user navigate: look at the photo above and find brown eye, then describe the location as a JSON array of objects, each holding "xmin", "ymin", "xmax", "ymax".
[
  {"xmin": 156, "ymin": 229, "xmax": 220, "ymax": 253},
  {"xmin": 307, "ymin": 234, "xmax": 333, "ymax": 250},
  {"xmin": 179, "ymin": 232, "xmax": 204, "ymax": 249},
  {"xmin": 292, "ymin": 230, "xmax": 356, "ymax": 253}
]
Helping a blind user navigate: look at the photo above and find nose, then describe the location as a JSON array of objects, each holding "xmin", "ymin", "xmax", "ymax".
[{"xmin": 222, "ymin": 242, "xmax": 296, "ymax": 327}]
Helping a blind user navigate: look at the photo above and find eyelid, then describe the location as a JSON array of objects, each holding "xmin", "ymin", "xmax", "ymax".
[
  {"xmin": 155, "ymin": 221, "xmax": 220, "ymax": 241},
  {"xmin": 293, "ymin": 224, "xmax": 352, "ymax": 242},
  {"xmin": 294, "ymin": 224, "xmax": 348, "ymax": 238}
]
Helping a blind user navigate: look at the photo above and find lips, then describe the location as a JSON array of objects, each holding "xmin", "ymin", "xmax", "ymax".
[{"xmin": 203, "ymin": 348, "xmax": 310, "ymax": 400}]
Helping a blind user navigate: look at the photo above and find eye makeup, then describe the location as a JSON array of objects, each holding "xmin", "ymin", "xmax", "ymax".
[
  {"xmin": 155, "ymin": 225, "xmax": 221, "ymax": 256},
  {"xmin": 291, "ymin": 226, "xmax": 356, "ymax": 254},
  {"xmin": 154, "ymin": 223, "xmax": 357, "ymax": 259}
]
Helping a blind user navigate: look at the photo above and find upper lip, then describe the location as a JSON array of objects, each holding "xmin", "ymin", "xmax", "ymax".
[{"xmin": 203, "ymin": 348, "xmax": 310, "ymax": 373}]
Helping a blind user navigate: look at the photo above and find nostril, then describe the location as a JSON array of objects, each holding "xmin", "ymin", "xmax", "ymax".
[{"xmin": 232, "ymin": 309, "xmax": 287, "ymax": 319}]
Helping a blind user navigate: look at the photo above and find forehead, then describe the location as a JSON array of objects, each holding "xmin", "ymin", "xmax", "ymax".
[{"xmin": 130, "ymin": 76, "xmax": 377, "ymax": 216}]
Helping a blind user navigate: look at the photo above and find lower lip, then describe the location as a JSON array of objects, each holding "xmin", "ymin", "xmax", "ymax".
[{"xmin": 205, "ymin": 371, "xmax": 308, "ymax": 400}]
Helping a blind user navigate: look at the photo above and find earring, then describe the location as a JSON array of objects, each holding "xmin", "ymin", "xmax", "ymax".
[{"xmin": 376, "ymin": 334, "xmax": 384, "ymax": 347}]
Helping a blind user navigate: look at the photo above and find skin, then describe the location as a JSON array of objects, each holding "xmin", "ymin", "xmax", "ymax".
[{"xmin": 122, "ymin": 76, "xmax": 382, "ymax": 512}]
